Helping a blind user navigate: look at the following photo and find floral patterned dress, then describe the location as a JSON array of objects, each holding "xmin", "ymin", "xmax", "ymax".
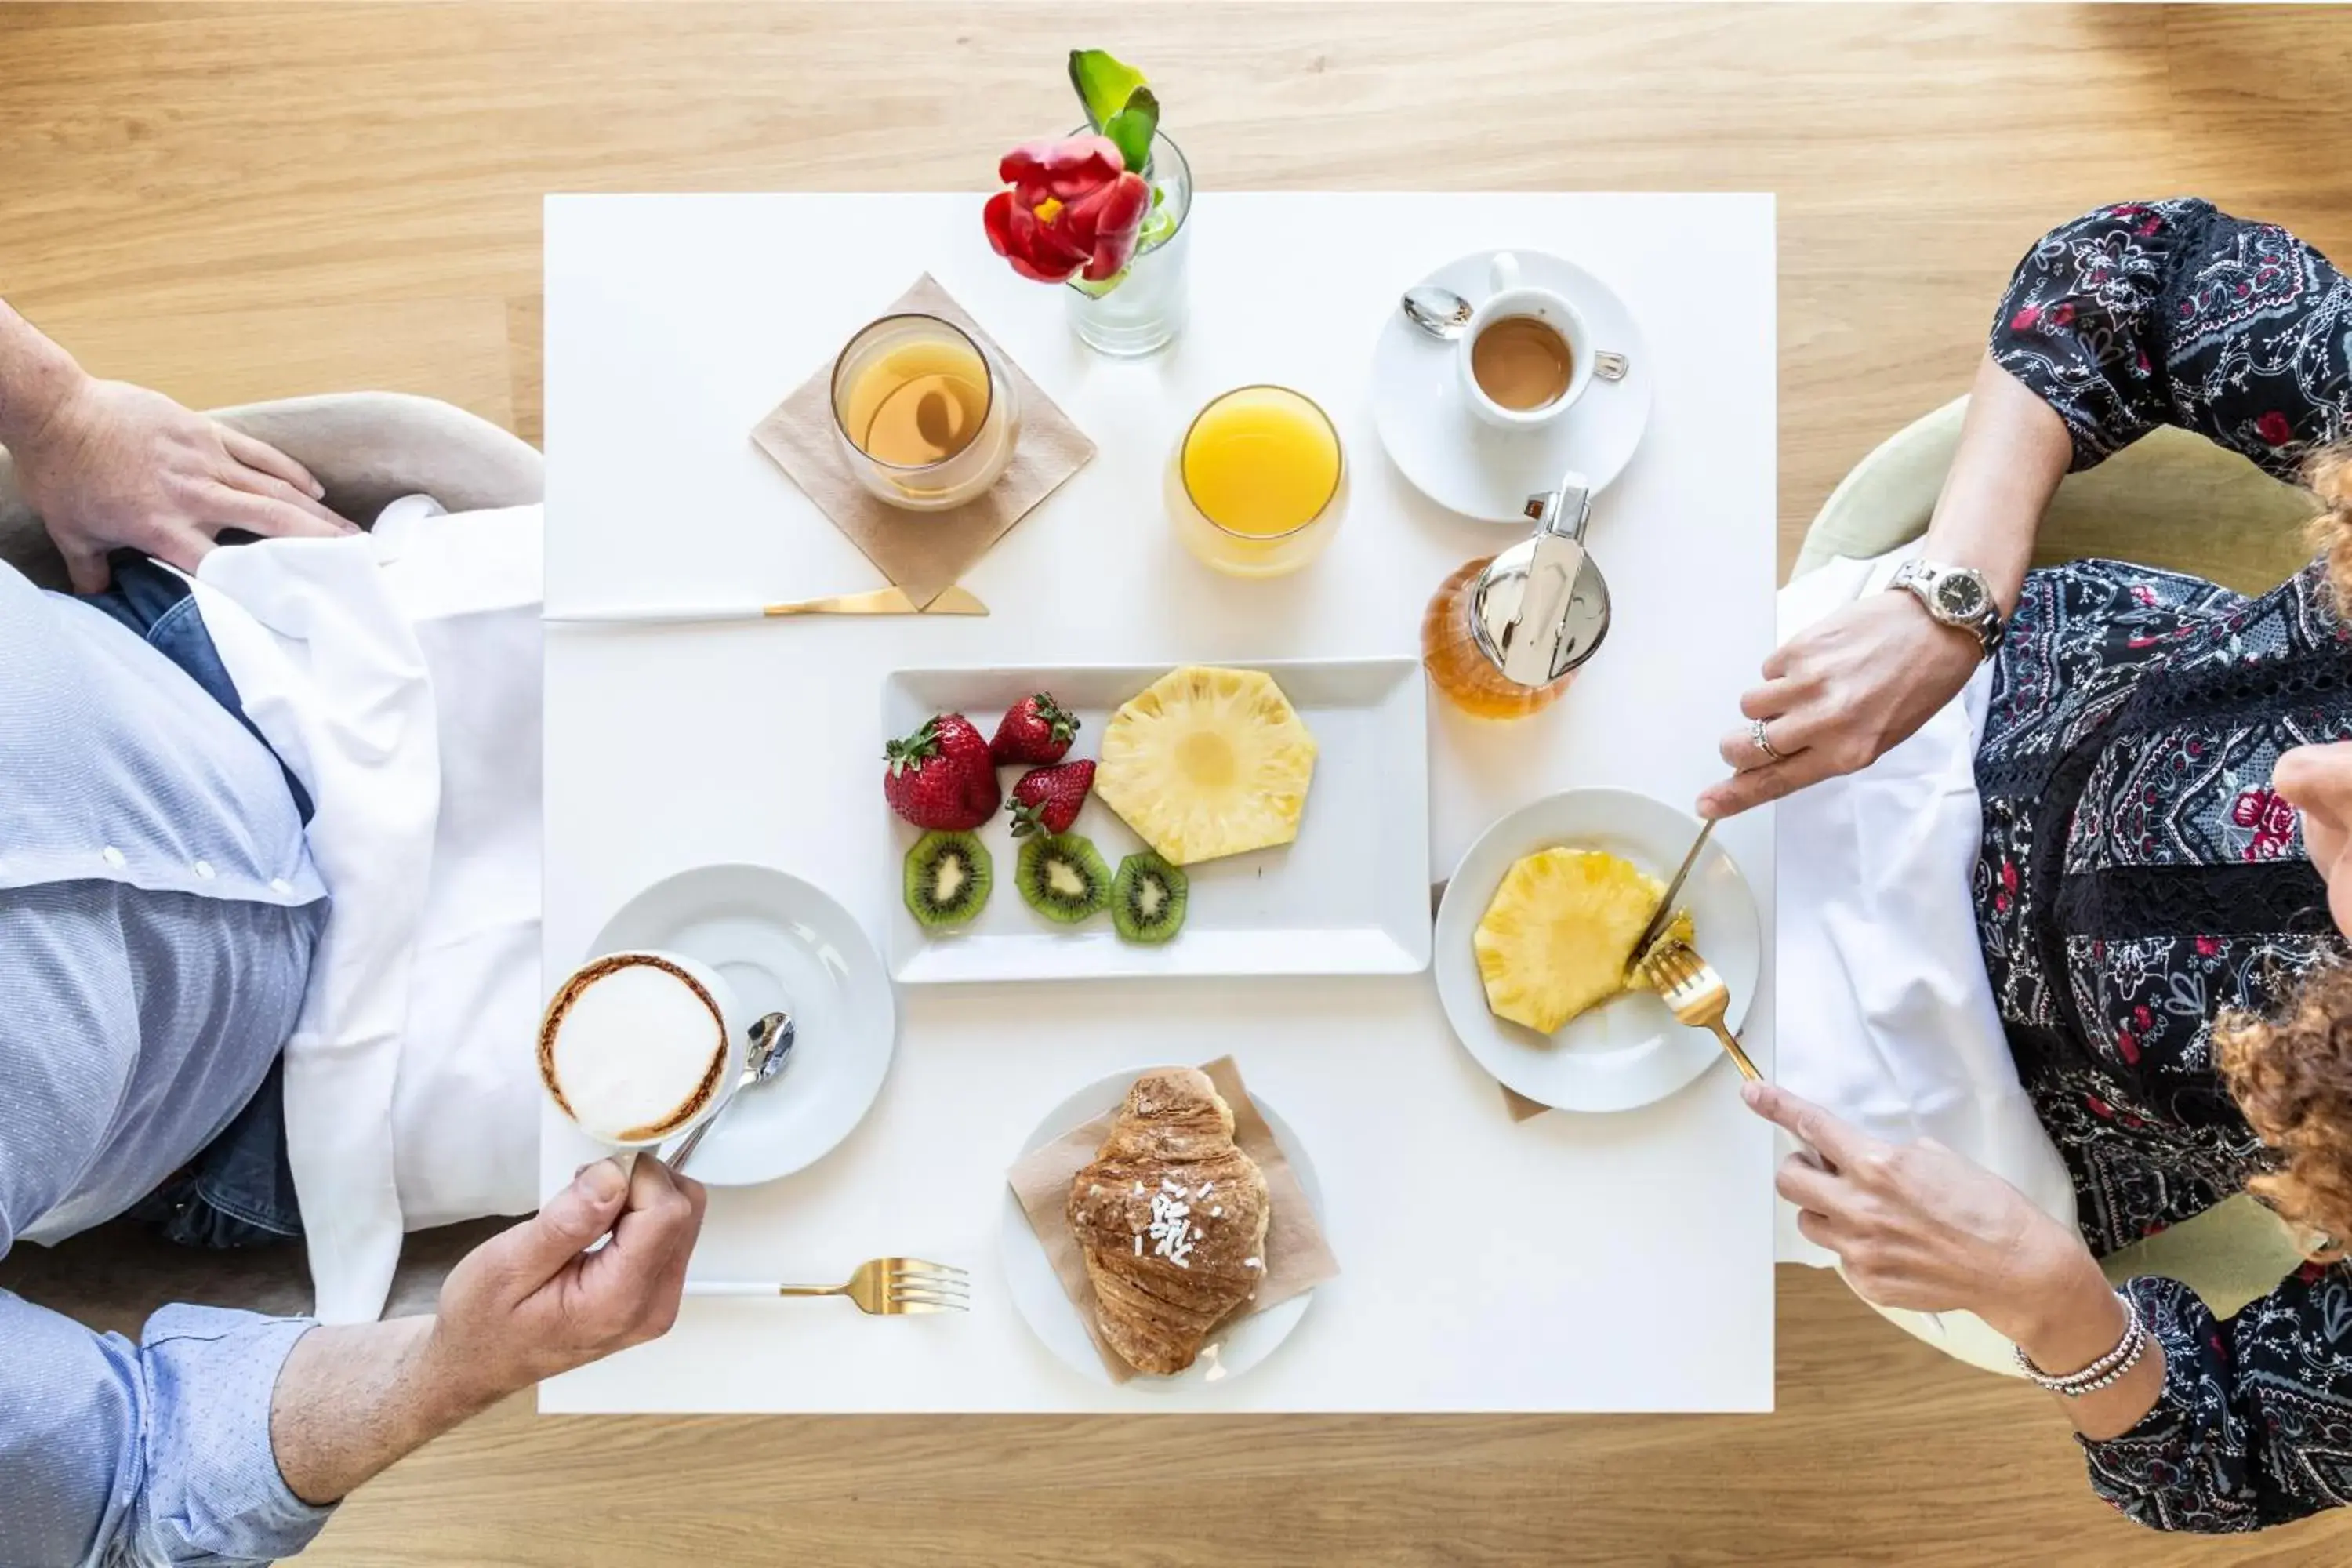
[{"xmin": 1980, "ymin": 198, "xmax": 2352, "ymax": 1532}]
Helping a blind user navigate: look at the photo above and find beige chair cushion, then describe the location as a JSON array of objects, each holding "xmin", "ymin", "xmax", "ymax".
[
  {"xmin": 0, "ymin": 390, "xmax": 543, "ymax": 591},
  {"xmin": 1797, "ymin": 395, "xmax": 2319, "ymax": 593}
]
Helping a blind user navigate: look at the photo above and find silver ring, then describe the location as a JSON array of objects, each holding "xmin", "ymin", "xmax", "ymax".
[{"xmin": 1750, "ymin": 717, "xmax": 1786, "ymax": 762}]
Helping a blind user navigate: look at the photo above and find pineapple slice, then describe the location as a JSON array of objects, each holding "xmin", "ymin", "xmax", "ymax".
[
  {"xmin": 1474, "ymin": 847, "xmax": 1694, "ymax": 1035},
  {"xmin": 1096, "ymin": 666, "xmax": 1319, "ymax": 866}
]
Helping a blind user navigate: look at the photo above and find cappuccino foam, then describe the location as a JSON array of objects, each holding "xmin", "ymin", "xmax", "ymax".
[{"xmin": 541, "ymin": 956, "xmax": 727, "ymax": 1143}]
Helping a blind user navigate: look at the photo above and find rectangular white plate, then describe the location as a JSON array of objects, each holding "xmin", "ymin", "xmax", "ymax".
[{"xmin": 884, "ymin": 659, "xmax": 1431, "ymax": 983}]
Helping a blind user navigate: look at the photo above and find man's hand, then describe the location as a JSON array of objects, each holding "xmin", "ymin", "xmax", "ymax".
[
  {"xmin": 269, "ymin": 1157, "xmax": 705, "ymax": 1507},
  {"xmin": 13, "ymin": 376, "xmax": 354, "ymax": 593},
  {"xmin": 426, "ymin": 1156, "xmax": 706, "ymax": 1398},
  {"xmin": 1697, "ymin": 590, "xmax": 1982, "ymax": 819}
]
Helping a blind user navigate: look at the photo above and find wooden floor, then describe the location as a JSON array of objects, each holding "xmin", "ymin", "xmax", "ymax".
[{"xmin": 5, "ymin": 2, "xmax": 2351, "ymax": 1561}]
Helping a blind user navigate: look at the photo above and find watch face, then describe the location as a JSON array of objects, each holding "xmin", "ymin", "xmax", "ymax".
[{"xmin": 1933, "ymin": 572, "xmax": 1987, "ymax": 620}]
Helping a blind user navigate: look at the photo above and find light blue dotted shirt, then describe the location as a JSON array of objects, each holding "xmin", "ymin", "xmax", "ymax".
[{"xmin": 1, "ymin": 564, "xmax": 336, "ymax": 1566}]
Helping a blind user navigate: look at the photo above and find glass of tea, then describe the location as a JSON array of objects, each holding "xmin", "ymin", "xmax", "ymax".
[
  {"xmin": 1166, "ymin": 385, "xmax": 1345, "ymax": 578},
  {"xmin": 829, "ymin": 314, "xmax": 1021, "ymax": 510}
]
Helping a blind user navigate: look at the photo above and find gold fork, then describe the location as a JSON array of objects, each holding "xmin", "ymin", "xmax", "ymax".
[
  {"xmin": 684, "ymin": 1258, "xmax": 969, "ymax": 1314},
  {"xmin": 1642, "ymin": 939, "xmax": 1762, "ymax": 1082}
]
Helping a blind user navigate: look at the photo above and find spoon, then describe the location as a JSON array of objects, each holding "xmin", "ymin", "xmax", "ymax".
[
  {"xmin": 1398, "ymin": 284, "xmax": 1633, "ymax": 381},
  {"xmin": 667, "ymin": 1011, "xmax": 795, "ymax": 1173},
  {"xmin": 1401, "ymin": 285, "xmax": 1474, "ymax": 341}
]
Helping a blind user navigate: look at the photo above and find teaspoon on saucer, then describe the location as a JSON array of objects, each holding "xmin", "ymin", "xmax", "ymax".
[
  {"xmin": 666, "ymin": 1010, "xmax": 796, "ymax": 1173},
  {"xmin": 1399, "ymin": 285, "xmax": 1632, "ymax": 382},
  {"xmin": 1401, "ymin": 285, "xmax": 1474, "ymax": 340}
]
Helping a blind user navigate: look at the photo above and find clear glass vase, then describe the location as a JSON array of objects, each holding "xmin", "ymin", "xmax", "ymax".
[{"xmin": 1065, "ymin": 131, "xmax": 1192, "ymax": 358}]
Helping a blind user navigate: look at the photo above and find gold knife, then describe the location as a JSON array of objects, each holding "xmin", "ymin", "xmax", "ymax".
[
  {"xmin": 545, "ymin": 584, "xmax": 989, "ymax": 622},
  {"xmin": 1624, "ymin": 818, "xmax": 1714, "ymax": 978}
]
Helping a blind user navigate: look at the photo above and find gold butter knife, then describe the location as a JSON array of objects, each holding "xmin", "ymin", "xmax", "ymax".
[
  {"xmin": 545, "ymin": 584, "xmax": 988, "ymax": 622},
  {"xmin": 1624, "ymin": 818, "xmax": 1714, "ymax": 979}
]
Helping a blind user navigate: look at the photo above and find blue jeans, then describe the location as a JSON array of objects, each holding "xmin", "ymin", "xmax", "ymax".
[{"xmin": 89, "ymin": 553, "xmax": 308, "ymax": 1249}]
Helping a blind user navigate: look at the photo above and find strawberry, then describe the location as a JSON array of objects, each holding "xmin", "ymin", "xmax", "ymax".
[
  {"xmin": 989, "ymin": 692, "xmax": 1080, "ymax": 766},
  {"xmin": 884, "ymin": 714, "xmax": 1002, "ymax": 831},
  {"xmin": 1007, "ymin": 759, "xmax": 1095, "ymax": 837}
]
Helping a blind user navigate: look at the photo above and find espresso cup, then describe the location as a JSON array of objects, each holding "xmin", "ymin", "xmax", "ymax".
[
  {"xmin": 1458, "ymin": 252, "xmax": 1595, "ymax": 432},
  {"xmin": 538, "ymin": 949, "xmax": 750, "ymax": 1158}
]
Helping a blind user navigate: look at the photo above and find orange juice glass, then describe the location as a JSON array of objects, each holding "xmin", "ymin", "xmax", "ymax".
[{"xmin": 1167, "ymin": 385, "xmax": 1345, "ymax": 577}]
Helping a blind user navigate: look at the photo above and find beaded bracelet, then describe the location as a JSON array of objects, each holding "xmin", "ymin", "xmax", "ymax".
[{"xmin": 2013, "ymin": 1291, "xmax": 2148, "ymax": 1397}]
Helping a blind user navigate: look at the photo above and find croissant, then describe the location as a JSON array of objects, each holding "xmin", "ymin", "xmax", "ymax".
[{"xmin": 1067, "ymin": 1067, "xmax": 1272, "ymax": 1376}]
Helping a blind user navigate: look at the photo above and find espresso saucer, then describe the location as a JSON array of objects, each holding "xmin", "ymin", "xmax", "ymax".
[
  {"xmin": 1371, "ymin": 248, "xmax": 1653, "ymax": 523},
  {"xmin": 590, "ymin": 863, "xmax": 896, "ymax": 1187}
]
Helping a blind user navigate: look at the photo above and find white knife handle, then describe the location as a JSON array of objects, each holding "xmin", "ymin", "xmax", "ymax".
[
  {"xmin": 543, "ymin": 604, "xmax": 765, "ymax": 625},
  {"xmin": 684, "ymin": 1280, "xmax": 793, "ymax": 1298}
]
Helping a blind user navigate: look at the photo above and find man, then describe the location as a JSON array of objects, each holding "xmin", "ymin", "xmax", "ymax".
[{"xmin": 0, "ymin": 296, "xmax": 702, "ymax": 1566}]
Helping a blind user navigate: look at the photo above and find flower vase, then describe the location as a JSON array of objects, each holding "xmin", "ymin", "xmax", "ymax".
[{"xmin": 1065, "ymin": 130, "xmax": 1192, "ymax": 358}]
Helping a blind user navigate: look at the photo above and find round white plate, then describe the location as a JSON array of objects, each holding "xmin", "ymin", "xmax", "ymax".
[
  {"xmin": 1373, "ymin": 248, "xmax": 1654, "ymax": 521},
  {"xmin": 1434, "ymin": 789, "xmax": 1759, "ymax": 1113},
  {"xmin": 590, "ymin": 863, "xmax": 896, "ymax": 1187},
  {"xmin": 998, "ymin": 1069, "xmax": 1323, "ymax": 1392}
]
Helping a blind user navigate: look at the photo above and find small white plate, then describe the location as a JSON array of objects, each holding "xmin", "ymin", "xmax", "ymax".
[
  {"xmin": 1373, "ymin": 248, "xmax": 1654, "ymax": 522},
  {"xmin": 1433, "ymin": 789, "xmax": 1759, "ymax": 1113},
  {"xmin": 884, "ymin": 659, "xmax": 1431, "ymax": 984},
  {"xmin": 590, "ymin": 863, "xmax": 896, "ymax": 1186},
  {"xmin": 998, "ymin": 1069, "xmax": 1323, "ymax": 1392}
]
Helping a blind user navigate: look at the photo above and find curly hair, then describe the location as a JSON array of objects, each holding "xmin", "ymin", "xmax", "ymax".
[{"xmin": 2219, "ymin": 966, "xmax": 2352, "ymax": 1254}]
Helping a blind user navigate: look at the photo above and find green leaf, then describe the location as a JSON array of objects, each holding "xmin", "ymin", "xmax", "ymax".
[
  {"xmin": 1102, "ymin": 85, "xmax": 1159, "ymax": 177},
  {"xmin": 1069, "ymin": 48, "xmax": 1148, "ymax": 132}
]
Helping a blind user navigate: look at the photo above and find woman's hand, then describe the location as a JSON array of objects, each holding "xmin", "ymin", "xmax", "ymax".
[
  {"xmin": 13, "ymin": 375, "xmax": 354, "ymax": 593},
  {"xmin": 1697, "ymin": 590, "xmax": 1983, "ymax": 819},
  {"xmin": 1741, "ymin": 1081, "xmax": 2107, "ymax": 1345}
]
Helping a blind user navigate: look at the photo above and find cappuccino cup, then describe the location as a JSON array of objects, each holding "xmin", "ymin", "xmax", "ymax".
[
  {"xmin": 1460, "ymin": 252, "xmax": 1595, "ymax": 433},
  {"xmin": 539, "ymin": 949, "xmax": 749, "ymax": 1153}
]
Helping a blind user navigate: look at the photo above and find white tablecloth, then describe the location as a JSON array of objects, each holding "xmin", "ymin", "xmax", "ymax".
[{"xmin": 541, "ymin": 191, "xmax": 1780, "ymax": 1412}]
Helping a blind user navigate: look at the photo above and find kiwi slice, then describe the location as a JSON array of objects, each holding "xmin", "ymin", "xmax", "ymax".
[
  {"xmin": 1112, "ymin": 850, "xmax": 1188, "ymax": 944},
  {"xmin": 1016, "ymin": 833, "xmax": 1112, "ymax": 924},
  {"xmin": 904, "ymin": 830, "xmax": 992, "ymax": 929}
]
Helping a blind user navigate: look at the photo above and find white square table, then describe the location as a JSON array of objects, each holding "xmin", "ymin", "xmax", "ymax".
[{"xmin": 541, "ymin": 191, "xmax": 1777, "ymax": 1413}]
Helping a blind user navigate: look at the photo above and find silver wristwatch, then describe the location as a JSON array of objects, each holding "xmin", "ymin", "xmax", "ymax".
[{"xmin": 1889, "ymin": 559, "xmax": 2005, "ymax": 656}]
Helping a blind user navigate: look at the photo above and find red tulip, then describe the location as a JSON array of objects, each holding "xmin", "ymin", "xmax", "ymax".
[{"xmin": 983, "ymin": 134, "xmax": 1152, "ymax": 285}]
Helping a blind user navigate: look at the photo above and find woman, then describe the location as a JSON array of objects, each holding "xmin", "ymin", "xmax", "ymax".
[{"xmin": 1709, "ymin": 198, "xmax": 2352, "ymax": 1533}]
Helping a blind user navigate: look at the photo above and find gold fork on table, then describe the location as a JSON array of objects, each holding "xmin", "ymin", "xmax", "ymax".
[
  {"xmin": 1642, "ymin": 939, "xmax": 1763, "ymax": 1082},
  {"xmin": 684, "ymin": 1258, "xmax": 969, "ymax": 1315}
]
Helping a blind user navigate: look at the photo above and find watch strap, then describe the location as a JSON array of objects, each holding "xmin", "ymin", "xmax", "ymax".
[{"xmin": 1890, "ymin": 559, "xmax": 2004, "ymax": 658}]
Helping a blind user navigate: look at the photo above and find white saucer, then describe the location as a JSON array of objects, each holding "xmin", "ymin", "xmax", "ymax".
[
  {"xmin": 998, "ymin": 1069, "xmax": 1323, "ymax": 1392},
  {"xmin": 590, "ymin": 863, "xmax": 896, "ymax": 1186},
  {"xmin": 1373, "ymin": 249, "xmax": 1654, "ymax": 521},
  {"xmin": 1433, "ymin": 789, "xmax": 1759, "ymax": 1113}
]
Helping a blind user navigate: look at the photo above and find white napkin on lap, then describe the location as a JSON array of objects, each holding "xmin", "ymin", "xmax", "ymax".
[
  {"xmin": 1773, "ymin": 550, "xmax": 2077, "ymax": 1270},
  {"xmin": 190, "ymin": 503, "xmax": 544, "ymax": 1323}
]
